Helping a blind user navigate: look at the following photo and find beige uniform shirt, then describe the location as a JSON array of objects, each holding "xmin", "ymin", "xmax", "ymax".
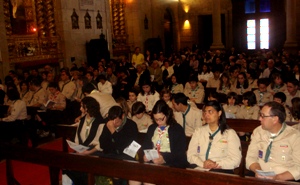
[
  {"xmin": 47, "ymin": 91, "xmax": 66, "ymax": 110},
  {"xmin": 236, "ymin": 105, "xmax": 260, "ymax": 120},
  {"xmin": 27, "ymin": 87, "xmax": 46, "ymax": 107},
  {"xmin": 59, "ymin": 80, "xmax": 76, "ymax": 100},
  {"xmin": 230, "ymin": 85, "xmax": 251, "ymax": 95},
  {"xmin": 174, "ymin": 106, "xmax": 203, "ymax": 136},
  {"xmin": 223, "ymin": 104, "xmax": 239, "ymax": 118},
  {"xmin": 170, "ymin": 83, "xmax": 184, "ymax": 94},
  {"xmin": 137, "ymin": 91, "xmax": 160, "ymax": 112},
  {"xmin": 187, "ymin": 125, "xmax": 241, "ymax": 170},
  {"xmin": 285, "ymin": 90, "xmax": 300, "ymax": 108},
  {"xmin": 2, "ymin": 100, "xmax": 27, "ymax": 121},
  {"xmin": 253, "ymin": 90, "xmax": 273, "ymax": 106},
  {"xmin": 206, "ymin": 77, "xmax": 220, "ymax": 88},
  {"xmin": 88, "ymin": 90, "xmax": 118, "ymax": 118},
  {"xmin": 267, "ymin": 84, "xmax": 287, "ymax": 95},
  {"xmin": 216, "ymin": 86, "xmax": 231, "ymax": 95},
  {"xmin": 184, "ymin": 85, "xmax": 205, "ymax": 104},
  {"xmin": 246, "ymin": 125, "xmax": 300, "ymax": 180},
  {"xmin": 132, "ymin": 113, "xmax": 153, "ymax": 132}
]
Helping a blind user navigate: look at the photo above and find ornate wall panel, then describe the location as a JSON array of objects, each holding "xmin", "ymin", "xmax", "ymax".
[
  {"xmin": 3, "ymin": 0, "xmax": 62, "ymax": 66},
  {"xmin": 111, "ymin": 0, "xmax": 130, "ymax": 56}
]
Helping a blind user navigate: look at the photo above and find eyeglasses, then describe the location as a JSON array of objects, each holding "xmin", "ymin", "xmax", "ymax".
[
  {"xmin": 154, "ymin": 116, "xmax": 166, "ymax": 122},
  {"xmin": 259, "ymin": 113, "xmax": 275, "ymax": 119}
]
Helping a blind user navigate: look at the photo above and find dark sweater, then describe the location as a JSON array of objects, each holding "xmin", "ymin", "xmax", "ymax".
[{"xmin": 143, "ymin": 122, "xmax": 188, "ymax": 168}]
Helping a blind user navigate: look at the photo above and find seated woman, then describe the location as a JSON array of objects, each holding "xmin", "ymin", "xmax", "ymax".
[
  {"xmin": 169, "ymin": 74, "xmax": 183, "ymax": 94},
  {"xmin": 131, "ymin": 101, "xmax": 153, "ymax": 133},
  {"xmin": 267, "ymin": 73, "xmax": 287, "ymax": 95},
  {"xmin": 97, "ymin": 74, "xmax": 113, "ymax": 95},
  {"xmin": 231, "ymin": 72, "xmax": 251, "ymax": 95},
  {"xmin": 64, "ymin": 96, "xmax": 105, "ymax": 185},
  {"xmin": 0, "ymin": 88, "xmax": 27, "ymax": 145},
  {"xmin": 222, "ymin": 92, "xmax": 239, "ymax": 118},
  {"xmin": 217, "ymin": 73, "xmax": 231, "ymax": 95},
  {"xmin": 143, "ymin": 100, "xmax": 188, "ymax": 168},
  {"xmin": 184, "ymin": 75, "xmax": 205, "ymax": 104},
  {"xmin": 187, "ymin": 101, "xmax": 241, "ymax": 173}
]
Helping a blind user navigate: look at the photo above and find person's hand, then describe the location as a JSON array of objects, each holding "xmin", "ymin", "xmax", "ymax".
[
  {"xmin": 143, "ymin": 155, "xmax": 150, "ymax": 162},
  {"xmin": 107, "ymin": 120, "xmax": 116, "ymax": 134},
  {"xmin": 152, "ymin": 154, "xmax": 165, "ymax": 165},
  {"xmin": 203, "ymin": 159, "xmax": 218, "ymax": 169}
]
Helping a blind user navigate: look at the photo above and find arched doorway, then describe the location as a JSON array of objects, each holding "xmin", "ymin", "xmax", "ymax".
[{"xmin": 164, "ymin": 9, "xmax": 173, "ymax": 56}]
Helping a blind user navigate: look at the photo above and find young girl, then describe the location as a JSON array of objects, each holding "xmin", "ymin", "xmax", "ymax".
[
  {"xmin": 246, "ymin": 69, "xmax": 258, "ymax": 89},
  {"xmin": 127, "ymin": 89, "xmax": 138, "ymax": 113},
  {"xmin": 131, "ymin": 102, "xmax": 153, "ymax": 133},
  {"xmin": 217, "ymin": 73, "xmax": 231, "ymax": 95},
  {"xmin": 169, "ymin": 74, "xmax": 183, "ymax": 94},
  {"xmin": 222, "ymin": 92, "xmax": 239, "ymax": 118},
  {"xmin": 160, "ymin": 88, "xmax": 173, "ymax": 109},
  {"xmin": 184, "ymin": 75, "xmax": 205, "ymax": 104},
  {"xmin": 198, "ymin": 63, "xmax": 213, "ymax": 85},
  {"xmin": 137, "ymin": 80, "xmax": 160, "ymax": 113},
  {"xmin": 231, "ymin": 72, "xmax": 251, "ymax": 95},
  {"xmin": 207, "ymin": 91, "xmax": 219, "ymax": 102},
  {"xmin": 236, "ymin": 91, "xmax": 260, "ymax": 120},
  {"xmin": 267, "ymin": 73, "xmax": 287, "ymax": 95}
]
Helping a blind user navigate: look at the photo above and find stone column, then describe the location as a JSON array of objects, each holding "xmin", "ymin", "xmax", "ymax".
[
  {"xmin": 284, "ymin": 0, "xmax": 298, "ymax": 50},
  {"xmin": 210, "ymin": 0, "xmax": 224, "ymax": 50}
]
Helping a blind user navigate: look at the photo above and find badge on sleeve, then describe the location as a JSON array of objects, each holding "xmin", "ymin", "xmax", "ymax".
[{"xmin": 258, "ymin": 150, "xmax": 263, "ymax": 158}]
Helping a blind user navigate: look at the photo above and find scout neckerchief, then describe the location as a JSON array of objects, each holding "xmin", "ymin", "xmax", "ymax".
[
  {"xmin": 191, "ymin": 86, "xmax": 199, "ymax": 97},
  {"xmin": 29, "ymin": 87, "xmax": 42, "ymax": 104},
  {"xmin": 156, "ymin": 125, "xmax": 169, "ymax": 153},
  {"xmin": 182, "ymin": 105, "xmax": 191, "ymax": 132},
  {"xmin": 264, "ymin": 123, "xmax": 286, "ymax": 162},
  {"xmin": 205, "ymin": 127, "xmax": 221, "ymax": 160}
]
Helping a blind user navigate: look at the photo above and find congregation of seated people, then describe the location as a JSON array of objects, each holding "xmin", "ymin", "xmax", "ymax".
[{"xmin": 2, "ymin": 47, "xmax": 300, "ymax": 184}]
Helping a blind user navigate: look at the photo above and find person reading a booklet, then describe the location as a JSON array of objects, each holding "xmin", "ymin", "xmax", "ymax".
[
  {"xmin": 64, "ymin": 97, "xmax": 105, "ymax": 185},
  {"xmin": 246, "ymin": 101, "xmax": 300, "ymax": 181},
  {"xmin": 129, "ymin": 100, "xmax": 188, "ymax": 185}
]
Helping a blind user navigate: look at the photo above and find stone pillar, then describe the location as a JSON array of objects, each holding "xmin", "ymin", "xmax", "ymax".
[
  {"xmin": 284, "ymin": 0, "xmax": 298, "ymax": 50},
  {"xmin": 210, "ymin": 0, "xmax": 224, "ymax": 50}
]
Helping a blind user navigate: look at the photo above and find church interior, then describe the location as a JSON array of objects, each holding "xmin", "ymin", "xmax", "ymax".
[{"xmin": 0, "ymin": 0, "xmax": 299, "ymax": 81}]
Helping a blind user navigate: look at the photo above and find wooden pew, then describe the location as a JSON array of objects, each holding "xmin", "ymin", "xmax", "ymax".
[{"xmin": 1, "ymin": 143, "xmax": 299, "ymax": 185}]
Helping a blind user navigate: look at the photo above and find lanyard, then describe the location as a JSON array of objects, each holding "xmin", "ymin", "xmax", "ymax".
[
  {"xmin": 182, "ymin": 105, "xmax": 191, "ymax": 132},
  {"xmin": 205, "ymin": 127, "xmax": 220, "ymax": 160}
]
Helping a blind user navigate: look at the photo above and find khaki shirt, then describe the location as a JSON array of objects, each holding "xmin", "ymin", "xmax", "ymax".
[
  {"xmin": 246, "ymin": 125, "xmax": 300, "ymax": 180},
  {"xmin": 187, "ymin": 125, "xmax": 241, "ymax": 170},
  {"xmin": 223, "ymin": 104, "xmax": 239, "ymax": 118},
  {"xmin": 59, "ymin": 80, "xmax": 76, "ymax": 100},
  {"xmin": 230, "ymin": 85, "xmax": 251, "ymax": 95},
  {"xmin": 206, "ymin": 77, "xmax": 220, "ymax": 88},
  {"xmin": 236, "ymin": 105, "xmax": 260, "ymax": 120},
  {"xmin": 132, "ymin": 113, "xmax": 153, "ymax": 132},
  {"xmin": 285, "ymin": 90, "xmax": 300, "ymax": 108},
  {"xmin": 170, "ymin": 83, "xmax": 184, "ymax": 94},
  {"xmin": 253, "ymin": 90, "xmax": 273, "ymax": 106},
  {"xmin": 267, "ymin": 84, "xmax": 287, "ymax": 95},
  {"xmin": 184, "ymin": 85, "xmax": 205, "ymax": 104},
  {"xmin": 174, "ymin": 106, "xmax": 203, "ymax": 137},
  {"xmin": 27, "ymin": 87, "xmax": 46, "ymax": 107}
]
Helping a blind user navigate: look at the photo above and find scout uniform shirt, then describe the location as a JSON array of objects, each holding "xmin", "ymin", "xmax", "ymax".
[
  {"xmin": 246, "ymin": 124, "xmax": 300, "ymax": 180},
  {"xmin": 285, "ymin": 90, "xmax": 300, "ymax": 108},
  {"xmin": 253, "ymin": 89, "xmax": 273, "ymax": 106},
  {"xmin": 27, "ymin": 87, "xmax": 46, "ymax": 106},
  {"xmin": 206, "ymin": 77, "xmax": 220, "ymax": 88},
  {"xmin": 267, "ymin": 84, "xmax": 287, "ymax": 95},
  {"xmin": 184, "ymin": 85, "xmax": 205, "ymax": 104},
  {"xmin": 187, "ymin": 125, "xmax": 241, "ymax": 170},
  {"xmin": 236, "ymin": 105, "xmax": 260, "ymax": 120},
  {"xmin": 222, "ymin": 104, "xmax": 239, "ymax": 118},
  {"xmin": 59, "ymin": 80, "xmax": 76, "ymax": 101},
  {"xmin": 170, "ymin": 83, "xmax": 184, "ymax": 94}
]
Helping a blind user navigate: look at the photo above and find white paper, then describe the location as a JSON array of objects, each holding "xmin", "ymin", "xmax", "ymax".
[
  {"xmin": 139, "ymin": 129, "xmax": 148, "ymax": 133},
  {"xmin": 66, "ymin": 140, "xmax": 89, "ymax": 153},
  {"xmin": 144, "ymin": 149, "xmax": 159, "ymax": 160},
  {"xmin": 225, "ymin": 112, "xmax": 236, "ymax": 119},
  {"xmin": 256, "ymin": 170, "xmax": 276, "ymax": 177},
  {"xmin": 123, "ymin": 141, "xmax": 141, "ymax": 158}
]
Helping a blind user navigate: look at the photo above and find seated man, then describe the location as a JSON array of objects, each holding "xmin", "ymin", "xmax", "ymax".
[
  {"xmin": 246, "ymin": 101, "xmax": 300, "ymax": 181},
  {"xmin": 172, "ymin": 93, "xmax": 202, "ymax": 137},
  {"xmin": 99, "ymin": 106, "xmax": 138, "ymax": 160}
]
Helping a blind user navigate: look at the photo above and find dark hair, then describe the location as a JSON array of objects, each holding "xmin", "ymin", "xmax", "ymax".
[
  {"xmin": 60, "ymin": 68, "xmax": 71, "ymax": 78},
  {"xmin": 160, "ymin": 88, "xmax": 172, "ymax": 99},
  {"xmin": 203, "ymin": 101, "xmax": 228, "ymax": 134},
  {"xmin": 264, "ymin": 101, "xmax": 286, "ymax": 124},
  {"xmin": 219, "ymin": 73, "xmax": 231, "ymax": 91},
  {"xmin": 292, "ymin": 97, "xmax": 300, "ymax": 120},
  {"xmin": 188, "ymin": 74, "xmax": 198, "ymax": 83},
  {"xmin": 172, "ymin": 93, "xmax": 189, "ymax": 106},
  {"xmin": 151, "ymin": 100, "xmax": 176, "ymax": 126},
  {"xmin": 29, "ymin": 78, "xmax": 41, "ymax": 87},
  {"xmin": 208, "ymin": 91, "xmax": 219, "ymax": 101},
  {"xmin": 48, "ymin": 82, "xmax": 58, "ymax": 89},
  {"xmin": 7, "ymin": 88, "xmax": 20, "ymax": 100},
  {"xmin": 86, "ymin": 71, "xmax": 94, "ymax": 77},
  {"xmin": 242, "ymin": 91, "xmax": 257, "ymax": 106},
  {"xmin": 227, "ymin": 92, "xmax": 238, "ymax": 105},
  {"xmin": 129, "ymin": 88, "xmax": 139, "ymax": 96},
  {"xmin": 286, "ymin": 78, "xmax": 299, "ymax": 87},
  {"xmin": 257, "ymin": 78, "xmax": 269, "ymax": 86},
  {"xmin": 236, "ymin": 72, "xmax": 249, "ymax": 89},
  {"xmin": 19, "ymin": 80, "xmax": 29, "ymax": 90},
  {"xmin": 98, "ymin": 74, "xmax": 107, "ymax": 81},
  {"xmin": 274, "ymin": 92, "xmax": 286, "ymax": 103},
  {"xmin": 140, "ymin": 79, "xmax": 155, "ymax": 95},
  {"xmin": 108, "ymin": 106, "xmax": 124, "ymax": 120},
  {"xmin": 81, "ymin": 97, "xmax": 101, "ymax": 118},
  {"xmin": 131, "ymin": 101, "xmax": 146, "ymax": 116},
  {"xmin": 270, "ymin": 73, "xmax": 284, "ymax": 89},
  {"xmin": 82, "ymin": 83, "xmax": 97, "ymax": 94}
]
